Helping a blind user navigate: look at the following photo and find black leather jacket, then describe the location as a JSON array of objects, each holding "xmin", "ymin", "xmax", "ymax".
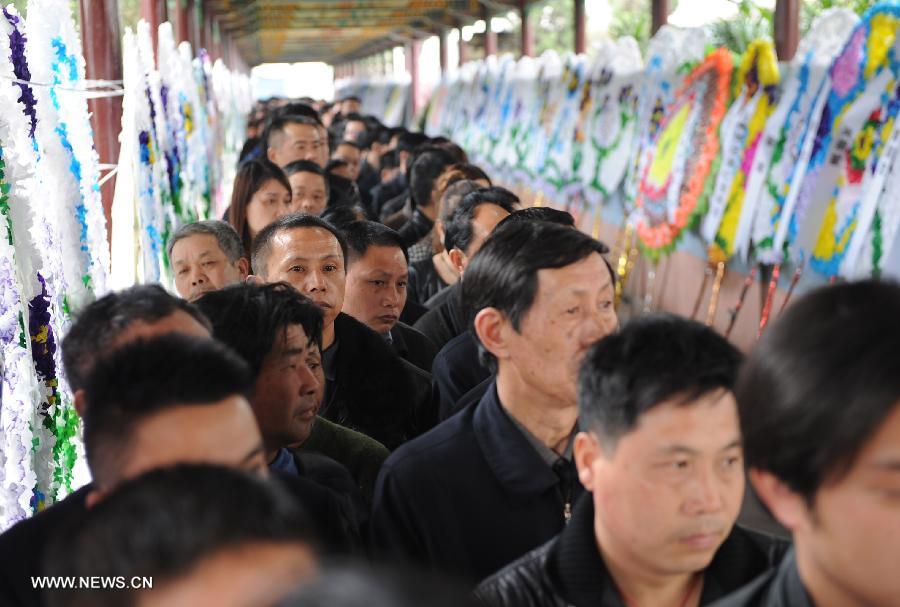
[
  {"xmin": 474, "ymin": 496, "xmax": 790, "ymax": 607},
  {"xmin": 707, "ymin": 549, "xmax": 811, "ymax": 607}
]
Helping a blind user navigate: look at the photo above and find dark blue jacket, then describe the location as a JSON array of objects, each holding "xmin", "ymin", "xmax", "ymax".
[
  {"xmin": 432, "ymin": 331, "xmax": 491, "ymax": 420},
  {"xmin": 370, "ymin": 382, "xmax": 583, "ymax": 583}
]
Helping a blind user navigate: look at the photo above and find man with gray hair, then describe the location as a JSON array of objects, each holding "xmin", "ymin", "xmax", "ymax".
[{"xmin": 168, "ymin": 220, "xmax": 249, "ymax": 302}]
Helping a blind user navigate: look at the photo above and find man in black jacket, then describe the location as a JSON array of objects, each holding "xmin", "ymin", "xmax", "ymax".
[
  {"xmin": 370, "ymin": 221, "xmax": 618, "ymax": 583},
  {"xmin": 431, "ymin": 207, "xmax": 579, "ymax": 418},
  {"xmin": 413, "ymin": 187, "xmax": 517, "ymax": 351},
  {"xmin": 44, "ymin": 465, "xmax": 318, "ymax": 607},
  {"xmin": 475, "ymin": 315, "xmax": 789, "ymax": 606},
  {"xmin": 196, "ymin": 283, "xmax": 367, "ymax": 526},
  {"xmin": 341, "ymin": 220, "xmax": 437, "ymax": 372},
  {"xmin": 0, "ymin": 335, "xmax": 352, "ymax": 607},
  {"xmin": 251, "ymin": 213, "xmax": 439, "ymax": 450},
  {"xmin": 711, "ymin": 281, "xmax": 900, "ymax": 607}
]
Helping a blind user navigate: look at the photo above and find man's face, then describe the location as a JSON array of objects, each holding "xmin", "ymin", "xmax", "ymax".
[
  {"xmin": 332, "ymin": 144, "xmax": 361, "ymax": 182},
  {"xmin": 288, "ymin": 171, "xmax": 328, "ymax": 216},
  {"xmin": 343, "ymin": 245, "xmax": 408, "ymax": 334},
  {"xmin": 172, "ymin": 234, "xmax": 248, "ymax": 302},
  {"xmin": 577, "ymin": 391, "xmax": 744, "ymax": 579},
  {"xmin": 263, "ymin": 227, "xmax": 345, "ymax": 329},
  {"xmin": 316, "ymin": 126, "xmax": 330, "ymax": 168},
  {"xmin": 253, "ymin": 324, "xmax": 321, "ymax": 449},
  {"xmin": 343, "ymin": 120, "xmax": 367, "ymax": 144},
  {"xmin": 342, "ymin": 99, "xmax": 361, "ymax": 115},
  {"xmin": 118, "ymin": 395, "xmax": 268, "ymax": 487},
  {"xmin": 141, "ymin": 541, "xmax": 316, "ymax": 607},
  {"xmin": 457, "ymin": 203, "xmax": 511, "ymax": 273},
  {"xmin": 245, "ymin": 179, "xmax": 292, "ymax": 240},
  {"xmin": 770, "ymin": 404, "xmax": 900, "ymax": 606},
  {"xmin": 501, "ymin": 254, "xmax": 617, "ymax": 406},
  {"xmin": 267, "ymin": 123, "xmax": 322, "ymax": 167}
]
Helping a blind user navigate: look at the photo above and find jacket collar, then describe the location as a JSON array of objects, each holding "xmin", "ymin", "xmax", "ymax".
[
  {"xmin": 472, "ymin": 381, "xmax": 562, "ymax": 500},
  {"xmin": 548, "ymin": 496, "xmax": 789, "ymax": 606},
  {"xmin": 389, "ymin": 323, "xmax": 408, "ymax": 356},
  {"xmin": 756, "ymin": 549, "xmax": 813, "ymax": 607}
]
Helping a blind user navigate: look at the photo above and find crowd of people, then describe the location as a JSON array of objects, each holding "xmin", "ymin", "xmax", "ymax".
[{"xmin": 1, "ymin": 94, "xmax": 898, "ymax": 607}]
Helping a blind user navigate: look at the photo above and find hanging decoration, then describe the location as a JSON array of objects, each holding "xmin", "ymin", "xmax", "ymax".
[
  {"xmin": 576, "ymin": 37, "xmax": 642, "ymax": 208},
  {"xmin": 624, "ymin": 26, "xmax": 708, "ymax": 211},
  {"xmin": 702, "ymin": 40, "xmax": 781, "ymax": 263},
  {"xmin": 750, "ymin": 9, "xmax": 860, "ymax": 265},
  {"xmin": 791, "ymin": 4, "xmax": 900, "ymax": 278},
  {"xmin": 630, "ymin": 49, "xmax": 733, "ymax": 259}
]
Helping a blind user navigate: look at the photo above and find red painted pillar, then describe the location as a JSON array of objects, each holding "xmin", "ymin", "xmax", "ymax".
[
  {"xmin": 520, "ymin": 0, "xmax": 534, "ymax": 57},
  {"xmin": 483, "ymin": 5, "xmax": 496, "ymax": 57},
  {"xmin": 140, "ymin": 0, "xmax": 164, "ymax": 52},
  {"xmin": 458, "ymin": 21, "xmax": 467, "ymax": 66},
  {"xmin": 203, "ymin": 9, "xmax": 213, "ymax": 54},
  {"xmin": 574, "ymin": 0, "xmax": 586, "ymax": 54},
  {"xmin": 176, "ymin": 0, "xmax": 191, "ymax": 44},
  {"xmin": 652, "ymin": 0, "xmax": 669, "ymax": 34},
  {"xmin": 79, "ymin": 0, "xmax": 123, "ymax": 245},
  {"xmin": 438, "ymin": 29, "xmax": 448, "ymax": 73},
  {"xmin": 775, "ymin": 0, "xmax": 799, "ymax": 61},
  {"xmin": 407, "ymin": 39, "xmax": 422, "ymax": 115},
  {"xmin": 191, "ymin": 0, "xmax": 202, "ymax": 49}
]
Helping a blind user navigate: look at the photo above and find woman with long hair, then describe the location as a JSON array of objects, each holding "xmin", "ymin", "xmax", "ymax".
[{"xmin": 228, "ymin": 159, "xmax": 293, "ymax": 256}]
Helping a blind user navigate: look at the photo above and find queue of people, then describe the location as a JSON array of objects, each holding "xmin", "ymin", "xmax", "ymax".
[{"xmin": 1, "ymin": 94, "xmax": 898, "ymax": 607}]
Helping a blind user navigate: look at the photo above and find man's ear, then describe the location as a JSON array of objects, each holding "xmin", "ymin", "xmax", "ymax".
[
  {"xmin": 749, "ymin": 468, "xmax": 810, "ymax": 533},
  {"xmin": 473, "ymin": 307, "xmax": 510, "ymax": 366},
  {"xmin": 237, "ymin": 257, "xmax": 250, "ymax": 278},
  {"xmin": 574, "ymin": 431, "xmax": 604, "ymax": 491},
  {"xmin": 73, "ymin": 389, "xmax": 88, "ymax": 417},
  {"xmin": 266, "ymin": 147, "xmax": 277, "ymax": 163},
  {"xmin": 447, "ymin": 248, "xmax": 466, "ymax": 275},
  {"xmin": 245, "ymin": 274, "xmax": 265, "ymax": 286}
]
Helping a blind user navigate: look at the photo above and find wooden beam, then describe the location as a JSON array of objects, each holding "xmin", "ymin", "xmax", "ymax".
[
  {"xmin": 140, "ymin": 0, "xmax": 164, "ymax": 51},
  {"xmin": 458, "ymin": 18, "xmax": 467, "ymax": 66},
  {"xmin": 438, "ymin": 29, "xmax": 448, "ymax": 73},
  {"xmin": 775, "ymin": 0, "xmax": 799, "ymax": 61},
  {"xmin": 483, "ymin": 4, "xmax": 497, "ymax": 57},
  {"xmin": 574, "ymin": 0, "xmax": 585, "ymax": 54},
  {"xmin": 79, "ymin": 0, "xmax": 123, "ymax": 248},
  {"xmin": 175, "ymin": 0, "xmax": 191, "ymax": 44},
  {"xmin": 652, "ymin": 0, "xmax": 668, "ymax": 35},
  {"xmin": 407, "ymin": 39, "xmax": 422, "ymax": 114},
  {"xmin": 520, "ymin": 0, "xmax": 534, "ymax": 57}
]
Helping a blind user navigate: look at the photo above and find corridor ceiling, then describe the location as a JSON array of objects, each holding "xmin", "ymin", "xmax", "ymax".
[{"xmin": 209, "ymin": 0, "xmax": 529, "ymax": 66}]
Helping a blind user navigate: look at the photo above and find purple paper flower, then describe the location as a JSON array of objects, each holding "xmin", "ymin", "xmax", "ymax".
[{"xmin": 3, "ymin": 8, "xmax": 38, "ymax": 138}]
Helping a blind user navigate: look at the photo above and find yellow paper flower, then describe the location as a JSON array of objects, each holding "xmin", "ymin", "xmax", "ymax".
[{"xmin": 865, "ymin": 13, "xmax": 899, "ymax": 79}]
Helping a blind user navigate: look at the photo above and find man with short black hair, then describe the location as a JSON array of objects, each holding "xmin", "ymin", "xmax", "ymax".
[
  {"xmin": 369, "ymin": 131, "xmax": 427, "ymax": 217},
  {"xmin": 431, "ymin": 207, "xmax": 577, "ymax": 417},
  {"xmin": 61, "ymin": 284, "xmax": 211, "ymax": 414},
  {"xmin": 284, "ymin": 160, "xmax": 330, "ymax": 216},
  {"xmin": 251, "ymin": 214, "xmax": 438, "ymax": 449},
  {"xmin": 713, "ymin": 280, "xmax": 900, "ymax": 607},
  {"xmin": 195, "ymin": 282, "xmax": 367, "ymax": 523},
  {"xmin": 44, "ymin": 465, "xmax": 317, "ymax": 607},
  {"xmin": 371, "ymin": 221, "xmax": 618, "ymax": 582},
  {"xmin": 168, "ymin": 220, "xmax": 249, "ymax": 302},
  {"xmin": 475, "ymin": 315, "xmax": 787, "ymax": 606},
  {"xmin": 341, "ymin": 220, "xmax": 437, "ymax": 372},
  {"xmin": 0, "ymin": 333, "xmax": 266, "ymax": 607},
  {"xmin": 413, "ymin": 187, "xmax": 518, "ymax": 351},
  {"xmin": 266, "ymin": 115, "xmax": 324, "ymax": 168},
  {"xmin": 332, "ymin": 140, "xmax": 363, "ymax": 182}
]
